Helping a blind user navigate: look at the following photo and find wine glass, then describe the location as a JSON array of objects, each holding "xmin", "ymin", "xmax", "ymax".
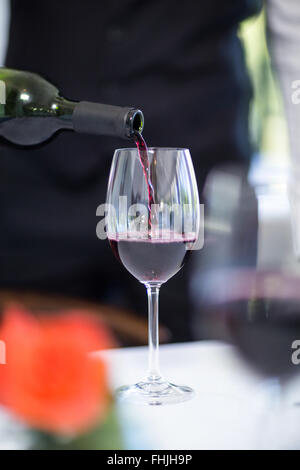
[
  {"xmin": 106, "ymin": 147, "xmax": 200, "ymax": 405},
  {"xmin": 195, "ymin": 165, "xmax": 300, "ymax": 384}
]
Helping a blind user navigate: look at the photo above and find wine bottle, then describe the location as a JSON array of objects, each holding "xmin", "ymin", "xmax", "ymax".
[{"xmin": 0, "ymin": 68, "xmax": 144, "ymax": 146}]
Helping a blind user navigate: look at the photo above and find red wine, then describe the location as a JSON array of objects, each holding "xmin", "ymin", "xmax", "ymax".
[
  {"xmin": 209, "ymin": 298, "xmax": 300, "ymax": 381},
  {"xmin": 109, "ymin": 233, "xmax": 196, "ymax": 283},
  {"xmin": 133, "ymin": 132, "xmax": 155, "ymax": 231}
]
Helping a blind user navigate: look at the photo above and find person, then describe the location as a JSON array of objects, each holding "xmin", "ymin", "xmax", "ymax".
[{"xmin": 0, "ymin": 0, "xmax": 295, "ymax": 342}]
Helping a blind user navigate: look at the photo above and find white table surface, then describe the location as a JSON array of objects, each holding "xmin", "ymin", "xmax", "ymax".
[{"xmin": 99, "ymin": 341, "xmax": 300, "ymax": 450}]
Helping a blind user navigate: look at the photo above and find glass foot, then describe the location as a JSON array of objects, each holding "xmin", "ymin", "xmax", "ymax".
[{"xmin": 116, "ymin": 377, "xmax": 195, "ymax": 405}]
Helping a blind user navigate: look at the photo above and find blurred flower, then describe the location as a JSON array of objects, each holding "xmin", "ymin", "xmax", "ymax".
[{"xmin": 0, "ymin": 304, "xmax": 113, "ymax": 436}]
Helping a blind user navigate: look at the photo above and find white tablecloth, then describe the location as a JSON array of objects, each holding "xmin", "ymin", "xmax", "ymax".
[{"xmin": 99, "ymin": 341, "xmax": 300, "ymax": 450}]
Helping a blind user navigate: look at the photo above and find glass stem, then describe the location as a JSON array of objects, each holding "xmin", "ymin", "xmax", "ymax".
[{"xmin": 146, "ymin": 283, "xmax": 161, "ymax": 381}]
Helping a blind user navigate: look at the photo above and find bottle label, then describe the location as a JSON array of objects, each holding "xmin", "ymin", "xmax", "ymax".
[{"xmin": 0, "ymin": 80, "xmax": 6, "ymax": 104}]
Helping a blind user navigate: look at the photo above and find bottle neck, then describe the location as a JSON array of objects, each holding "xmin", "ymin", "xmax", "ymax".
[
  {"xmin": 51, "ymin": 97, "xmax": 144, "ymax": 138},
  {"xmin": 51, "ymin": 96, "xmax": 77, "ymax": 130},
  {"xmin": 72, "ymin": 101, "xmax": 144, "ymax": 139}
]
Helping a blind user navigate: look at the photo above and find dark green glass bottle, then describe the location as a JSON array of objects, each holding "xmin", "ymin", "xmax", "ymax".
[{"xmin": 0, "ymin": 68, "xmax": 144, "ymax": 146}]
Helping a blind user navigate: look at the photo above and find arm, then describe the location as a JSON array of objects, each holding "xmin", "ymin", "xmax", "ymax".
[
  {"xmin": 266, "ymin": 0, "xmax": 300, "ymax": 165},
  {"xmin": 266, "ymin": 0, "xmax": 300, "ymax": 256}
]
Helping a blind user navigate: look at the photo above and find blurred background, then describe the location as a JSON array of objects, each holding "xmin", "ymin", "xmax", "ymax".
[{"xmin": 0, "ymin": 0, "xmax": 298, "ymax": 349}]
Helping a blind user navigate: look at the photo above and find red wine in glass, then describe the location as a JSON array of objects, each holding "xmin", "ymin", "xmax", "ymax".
[
  {"xmin": 220, "ymin": 298, "xmax": 300, "ymax": 381},
  {"xmin": 201, "ymin": 271, "xmax": 300, "ymax": 382},
  {"xmin": 109, "ymin": 232, "xmax": 196, "ymax": 283}
]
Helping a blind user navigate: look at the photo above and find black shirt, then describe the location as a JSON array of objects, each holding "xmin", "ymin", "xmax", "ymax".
[{"xmin": 0, "ymin": 0, "xmax": 262, "ymax": 340}]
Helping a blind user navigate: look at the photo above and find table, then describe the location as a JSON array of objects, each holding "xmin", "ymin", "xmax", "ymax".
[{"xmin": 99, "ymin": 341, "xmax": 300, "ymax": 450}]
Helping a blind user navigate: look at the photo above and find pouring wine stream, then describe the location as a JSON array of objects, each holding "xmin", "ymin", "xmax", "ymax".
[{"xmin": 133, "ymin": 131, "xmax": 156, "ymax": 233}]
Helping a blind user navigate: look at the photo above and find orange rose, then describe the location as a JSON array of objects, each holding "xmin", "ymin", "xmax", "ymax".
[{"xmin": 0, "ymin": 304, "xmax": 113, "ymax": 436}]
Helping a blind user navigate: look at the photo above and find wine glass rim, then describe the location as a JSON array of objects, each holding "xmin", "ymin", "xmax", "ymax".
[{"xmin": 114, "ymin": 147, "xmax": 190, "ymax": 152}]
